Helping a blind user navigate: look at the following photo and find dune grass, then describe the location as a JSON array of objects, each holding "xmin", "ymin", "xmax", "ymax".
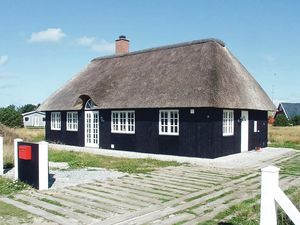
[
  {"xmin": 268, "ymin": 125, "xmax": 300, "ymax": 150},
  {"xmin": 49, "ymin": 149, "xmax": 181, "ymax": 173},
  {"xmin": 201, "ymin": 187, "xmax": 300, "ymax": 225},
  {"xmin": 0, "ymin": 124, "xmax": 45, "ymax": 167}
]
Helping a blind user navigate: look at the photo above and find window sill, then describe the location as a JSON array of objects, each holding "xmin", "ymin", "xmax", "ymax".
[
  {"xmin": 51, "ymin": 128, "xmax": 61, "ymax": 131},
  {"xmin": 159, "ymin": 133, "xmax": 179, "ymax": 136},
  {"xmin": 223, "ymin": 134, "xmax": 234, "ymax": 137},
  {"xmin": 111, "ymin": 131, "xmax": 135, "ymax": 134},
  {"xmin": 66, "ymin": 129, "xmax": 78, "ymax": 132}
]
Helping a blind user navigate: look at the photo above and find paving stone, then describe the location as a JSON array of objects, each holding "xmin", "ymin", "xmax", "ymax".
[{"xmin": 0, "ymin": 197, "xmax": 78, "ymax": 225}]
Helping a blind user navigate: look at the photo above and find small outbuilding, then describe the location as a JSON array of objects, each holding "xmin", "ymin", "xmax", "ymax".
[
  {"xmin": 39, "ymin": 37, "xmax": 275, "ymax": 158},
  {"xmin": 22, "ymin": 111, "xmax": 46, "ymax": 128},
  {"xmin": 274, "ymin": 103, "xmax": 300, "ymax": 120}
]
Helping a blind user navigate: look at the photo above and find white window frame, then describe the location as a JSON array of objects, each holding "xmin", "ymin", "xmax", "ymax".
[
  {"xmin": 111, "ymin": 111, "xmax": 135, "ymax": 134},
  {"xmin": 223, "ymin": 110, "xmax": 234, "ymax": 136},
  {"xmin": 254, "ymin": 120, "xmax": 258, "ymax": 132},
  {"xmin": 51, "ymin": 112, "xmax": 61, "ymax": 130},
  {"xmin": 159, "ymin": 110, "xmax": 179, "ymax": 136},
  {"xmin": 66, "ymin": 112, "xmax": 78, "ymax": 131}
]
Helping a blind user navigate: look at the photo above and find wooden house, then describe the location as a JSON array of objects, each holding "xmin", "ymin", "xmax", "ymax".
[{"xmin": 38, "ymin": 36, "xmax": 275, "ymax": 158}]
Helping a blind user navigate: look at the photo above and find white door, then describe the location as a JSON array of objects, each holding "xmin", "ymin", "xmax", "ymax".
[
  {"xmin": 34, "ymin": 116, "xmax": 38, "ymax": 127},
  {"xmin": 241, "ymin": 111, "xmax": 249, "ymax": 152},
  {"xmin": 85, "ymin": 111, "xmax": 99, "ymax": 147}
]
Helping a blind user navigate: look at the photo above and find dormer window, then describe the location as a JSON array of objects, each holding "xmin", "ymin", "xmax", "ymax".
[{"xmin": 85, "ymin": 99, "xmax": 96, "ymax": 109}]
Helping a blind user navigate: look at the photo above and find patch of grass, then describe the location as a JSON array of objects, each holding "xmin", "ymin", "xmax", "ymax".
[
  {"xmin": 0, "ymin": 200, "xmax": 32, "ymax": 222},
  {"xmin": 230, "ymin": 174, "xmax": 247, "ymax": 180},
  {"xmin": 278, "ymin": 155, "xmax": 300, "ymax": 176},
  {"xmin": 173, "ymin": 220, "xmax": 189, "ymax": 225},
  {"xmin": 49, "ymin": 149, "xmax": 181, "ymax": 173},
  {"xmin": 40, "ymin": 198, "xmax": 63, "ymax": 207},
  {"xmin": 206, "ymin": 191, "xmax": 234, "ymax": 203},
  {"xmin": 73, "ymin": 209, "xmax": 85, "ymax": 214},
  {"xmin": 268, "ymin": 125, "xmax": 300, "ymax": 150},
  {"xmin": 0, "ymin": 177, "xmax": 29, "ymax": 196},
  {"xmin": 201, "ymin": 187, "xmax": 300, "ymax": 225},
  {"xmin": 159, "ymin": 197, "xmax": 169, "ymax": 203},
  {"xmin": 186, "ymin": 193, "xmax": 207, "ymax": 202},
  {"xmin": 199, "ymin": 196, "xmax": 260, "ymax": 225},
  {"xmin": 269, "ymin": 142, "xmax": 300, "ymax": 150}
]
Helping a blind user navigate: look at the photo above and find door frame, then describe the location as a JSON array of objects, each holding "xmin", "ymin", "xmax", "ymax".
[
  {"xmin": 241, "ymin": 110, "xmax": 249, "ymax": 152},
  {"xmin": 84, "ymin": 111, "xmax": 99, "ymax": 148}
]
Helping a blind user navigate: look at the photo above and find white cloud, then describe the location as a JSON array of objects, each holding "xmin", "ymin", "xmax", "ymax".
[
  {"xmin": 0, "ymin": 55, "xmax": 8, "ymax": 65},
  {"xmin": 29, "ymin": 28, "xmax": 66, "ymax": 43},
  {"xmin": 76, "ymin": 36, "xmax": 114, "ymax": 54},
  {"xmin": 90, "ymin": 40, "xmax": 115, "ymax": 53},
  {"xmin": 76, "ymin": 36, "xmax": 96, "ymax": 46}
]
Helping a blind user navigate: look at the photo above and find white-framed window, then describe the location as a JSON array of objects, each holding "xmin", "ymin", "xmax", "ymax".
[
  {"xmin": 85, "ymin": 99, "xmax": 96, "ymax": 109},
  {"xmin": 67, "ymin": 112, "xmax": 78, "ymax": 131},
  {"xmin": 51, "ymin": 112, "xmax": 61, "ymax": 130},
  {"xmin": 254, "ymin": 120, "xmax": 258, "ymax": 132},
  {"xmin": 223, "ymin": 110, "xmax": 234, "ymax": 136},
  {"xmin": 111, "ymin": 111, "xmax": 135, "ymax": 134},
  {"xmin": 159, "ymin": 110, "xmax": 179, "ymax": 135}
]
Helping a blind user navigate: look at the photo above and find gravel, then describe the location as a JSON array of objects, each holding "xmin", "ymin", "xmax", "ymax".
[
  {"xmin": 49, "ymin": 167, "xmax": 125, "ymax": 189},
  {"xmin": 3, "ymin": 163, "xmax": 125, "ymax": 190}
]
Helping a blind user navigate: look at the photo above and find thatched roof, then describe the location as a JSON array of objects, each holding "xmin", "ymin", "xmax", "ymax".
[{"xmin": 38, "ymin": 38, "xmax": 275, "ymax": 111}]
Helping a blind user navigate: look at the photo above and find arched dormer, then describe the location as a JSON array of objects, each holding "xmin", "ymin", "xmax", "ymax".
[
  {"xmin": 73, "ymin": 95, "xmax": 97, "ymax": 110},
  {"xmin": 85, "ymin": 99, "xmax": 96, "ymax": 110}
]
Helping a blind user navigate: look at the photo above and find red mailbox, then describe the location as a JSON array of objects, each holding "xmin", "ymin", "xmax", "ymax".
[{"xmin": 19, "ymin": 145, "xmax": 32, "ymax": 160}]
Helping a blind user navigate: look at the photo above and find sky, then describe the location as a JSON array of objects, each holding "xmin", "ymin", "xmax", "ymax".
[{"xmin": 0, "ymin": 0, "xmax": 299, "ymax": 108}]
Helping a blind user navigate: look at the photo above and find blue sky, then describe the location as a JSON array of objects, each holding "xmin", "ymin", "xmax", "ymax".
[{"xmin": 0, "ymin": 0, "xmax": 299, "ymax": 107}]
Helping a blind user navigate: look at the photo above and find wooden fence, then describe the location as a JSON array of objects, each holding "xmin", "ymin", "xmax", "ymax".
[{"xmin": 260, "ymin": 166, "xmax": 300, "ymax": 225}]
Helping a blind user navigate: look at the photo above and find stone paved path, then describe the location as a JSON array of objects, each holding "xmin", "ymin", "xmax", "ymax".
[{"xmin": 2, "ymin": 150, "xmax": 299, "ymax": 225}]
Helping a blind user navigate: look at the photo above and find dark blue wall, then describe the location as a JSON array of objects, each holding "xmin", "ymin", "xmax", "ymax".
[
  {"xmin": 249, "ymin": 110, "xmax": 268, "ymax": 149},
  {"xmin": 45, "ymin": 110, "xmax": 84, "ymax": 146},
  {"xmin": 45, "ymin": 108, "xmax": 268, "ymax": 158}
]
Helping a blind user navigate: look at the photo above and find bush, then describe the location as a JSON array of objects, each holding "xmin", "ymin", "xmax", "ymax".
[
  {"xmin": 17, "ymin": 104, "xmax": 37, "ymax": 114},
  {"xmin": 291, "ymin": 115, "xmax": 300, "ymax": 126},
  {"xmin": 273, "ymin": 114, "xmax": 290, "ymax": 127},
  {"xmin": 0, "ymin": 105, "xmax": 23, "ymax": 128}
]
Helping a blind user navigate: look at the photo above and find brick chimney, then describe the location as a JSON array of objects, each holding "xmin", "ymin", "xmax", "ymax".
[{"xmin": 115, "ymin": 35, "xmax": 129, "ymax": 54}]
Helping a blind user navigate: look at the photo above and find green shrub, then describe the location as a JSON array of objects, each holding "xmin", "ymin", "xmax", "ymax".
[
  {"xmin": 291, "ymin": 115, "xmax": 300, "ymax": 126},
  {"xmin": 0, "ymin": 105, "xmax": 23, "ymax": 127},
  {"xmin": 273, "ymin": 114, "xmax": 290, "ymax": 127},
  {"xmin": 0, "ymin": 177, "xmax": 29, "ymax": 196}
]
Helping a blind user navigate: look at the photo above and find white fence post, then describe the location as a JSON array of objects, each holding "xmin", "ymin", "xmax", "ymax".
[
  {"xmin": 0, "ymin": 137, "xmax": 3, "ymax": 175},
  {"xmin": 260, "ymin": 165, "xmax": 300, "ymax": 225},
  {"xmin": 38, "ymin": 141, "xmax": 48, "ymax": 190},
  {"xmin": 260, "ymin": 166, "xmax": 279, "ymax": 225},
  {"xmin": 14, "ymin": 138, "xmax": 23, "ymax": 180}
]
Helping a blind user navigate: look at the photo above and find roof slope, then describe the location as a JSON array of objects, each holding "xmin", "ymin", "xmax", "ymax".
[
  {"xmin": 22, "ymin": 111, "xmax": 45, "ymax": 116},
  {"xmin": 39, "ymin": 39, "xmax": 275, "ymax": 111},
  {"xmin": 280, "ymin": 103, "xmax": 300, "ymax": 119}
]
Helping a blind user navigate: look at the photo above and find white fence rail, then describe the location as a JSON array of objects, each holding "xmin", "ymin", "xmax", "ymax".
[{"xmin": 260, "ymin": 166, "xmax": 300, "ymax": 225}]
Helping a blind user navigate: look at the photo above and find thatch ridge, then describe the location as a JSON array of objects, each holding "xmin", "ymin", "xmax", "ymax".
[{"xmin": 92, "ymin": 38, "xmax": 225, "ymax": 62}]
